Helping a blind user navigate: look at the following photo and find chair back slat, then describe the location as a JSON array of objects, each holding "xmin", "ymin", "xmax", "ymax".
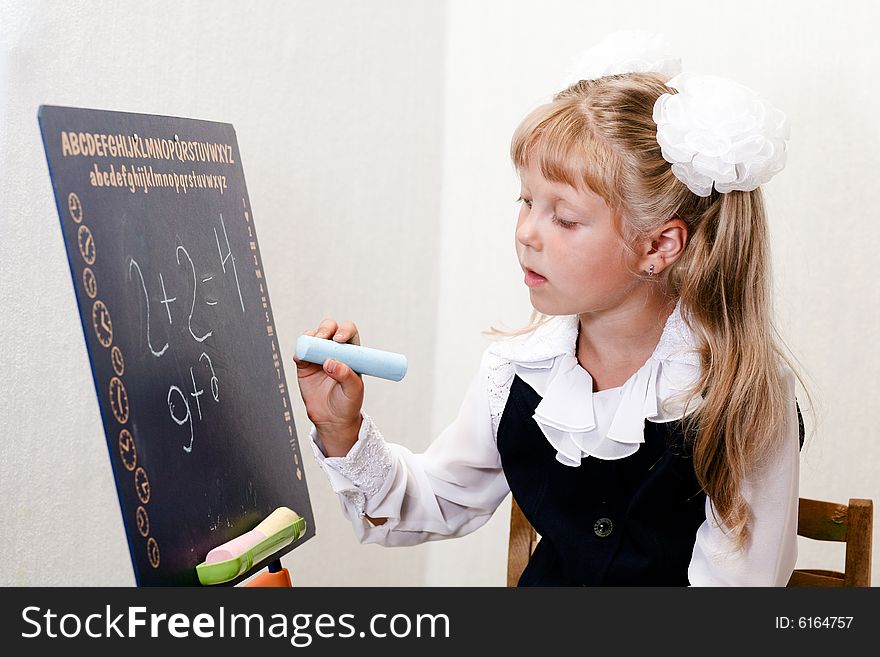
[
  {"xmin": 787, "ymin": 570, "xmax": 844, "ymax": 587},
  {"xmin": 790, "ymin": 497, "xmax": 873, "ymax": 588},
  {"xmin": 796, "ymin": 498, "xmax": 848, "ymax": 541}
]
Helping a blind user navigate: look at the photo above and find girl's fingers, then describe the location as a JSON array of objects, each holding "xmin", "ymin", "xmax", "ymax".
[
  {"xmin": 296, "ymin": 320, "xmax": 362, "ymax": 378},
  {"xmin": 314, "ymin": 319, "xmax": 338, "ymax": 339},
  {"xmin": 333, "ymin": 320, "xmax": 361, "ymax": 346}
]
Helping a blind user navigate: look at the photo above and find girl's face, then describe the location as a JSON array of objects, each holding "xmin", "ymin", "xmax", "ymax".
[{"xmin": 515, "ymin": 160, "xmax": 640, "ymax": 316}]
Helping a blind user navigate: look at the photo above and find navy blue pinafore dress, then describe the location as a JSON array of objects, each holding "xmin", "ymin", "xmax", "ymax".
[{"xmin": 497, "ymin": 374, "xmax": 805, "ymax": 586}]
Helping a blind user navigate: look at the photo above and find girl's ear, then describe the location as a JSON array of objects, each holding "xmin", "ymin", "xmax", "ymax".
[{"xmin": 644, "ymin": 218, "xmax": 688, "ymax": 272}]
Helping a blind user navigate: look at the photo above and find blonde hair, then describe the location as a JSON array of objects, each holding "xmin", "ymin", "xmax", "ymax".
[{"xmin": 488, "ymin": 72, "xmax": 816, "ymax": 551}]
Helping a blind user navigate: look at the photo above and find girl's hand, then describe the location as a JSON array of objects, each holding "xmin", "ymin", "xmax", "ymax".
[{"xmin": 293, "ymin": 319, "xmax": 364, "ymax": 457}]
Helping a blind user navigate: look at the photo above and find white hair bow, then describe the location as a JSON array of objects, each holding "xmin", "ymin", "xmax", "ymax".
[{"xmin": 561, "ymin": 30, "xmax": 790, "ymax": 196}]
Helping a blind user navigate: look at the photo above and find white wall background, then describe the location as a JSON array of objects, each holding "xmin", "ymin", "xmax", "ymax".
[
  {"xmin": 2, "ymin": 0, "xmax": 878, "ymax": 586},
  {"xmin": 0, "ymin": 0, "xmax": 446, "ymax": 586}
]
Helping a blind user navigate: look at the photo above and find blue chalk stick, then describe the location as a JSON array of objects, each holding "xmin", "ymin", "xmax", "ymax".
[{"xmin": 295, "ymin": 335, "xmax": 407, "ymax": 382}]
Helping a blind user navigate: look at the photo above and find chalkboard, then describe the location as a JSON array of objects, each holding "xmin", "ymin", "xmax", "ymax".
[{"xmin": 38, "ymin": 105, "xmax": 315, "ymax": 586}]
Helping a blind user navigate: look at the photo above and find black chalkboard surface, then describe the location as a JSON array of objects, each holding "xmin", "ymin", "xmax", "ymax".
[{"xmin": 38, "ymin": 105, "xmax": 314, "ymax": 586}]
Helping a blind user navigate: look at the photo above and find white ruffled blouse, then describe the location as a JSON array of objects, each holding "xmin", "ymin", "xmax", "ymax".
[
  {"xmin": 497, "ymin": 299, "xmax": 705, "ymax": 466},
  {"xmin": 309, "ymin": 299, "xmax": 802, "ymax": 586}
]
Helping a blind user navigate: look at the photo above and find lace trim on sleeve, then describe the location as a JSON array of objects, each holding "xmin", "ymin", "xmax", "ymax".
[
  {"xmin": 484, "ymin": 352, "xmax": 515, "ymax": 439},
  {"xmin": 340, "ymin": 490, "xmax": 367, "ymax": 516},
  {"xmin": 322, "ymin": 413, "xmax": 393, "ymax": 498}
]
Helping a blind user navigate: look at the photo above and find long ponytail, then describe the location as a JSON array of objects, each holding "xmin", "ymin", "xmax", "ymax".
[{"xmin": 672, "ymin": 189, "xmax": 806, "ymax": 548}]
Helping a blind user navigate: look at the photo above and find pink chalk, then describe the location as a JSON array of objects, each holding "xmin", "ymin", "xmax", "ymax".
[{"xmin": 205, "ymin": 529, "xmax": 266, "ymax": 564}]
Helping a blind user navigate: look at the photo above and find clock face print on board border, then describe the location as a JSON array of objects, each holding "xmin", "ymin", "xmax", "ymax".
[{"xmin": 92, "ymin": 299, "xmax": 113, "ymax": 348}]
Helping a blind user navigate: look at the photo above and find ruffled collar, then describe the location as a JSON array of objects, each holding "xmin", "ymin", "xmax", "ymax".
[{"xmin": 488, "ymin": 299, "xmax": 703, "ymax": 466}]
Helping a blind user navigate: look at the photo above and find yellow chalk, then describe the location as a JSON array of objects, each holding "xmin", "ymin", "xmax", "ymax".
[{"xmin": 254, "ymin": 506, "xmax": 300, "ymax": 536}]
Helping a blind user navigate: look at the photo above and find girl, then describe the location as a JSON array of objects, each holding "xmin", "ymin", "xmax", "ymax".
[{"xmin": 294, "ymin": 32, "xmax": 810, "ymax": 586}]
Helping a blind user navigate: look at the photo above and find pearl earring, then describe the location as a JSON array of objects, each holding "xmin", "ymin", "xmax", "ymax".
[{"xmin": 648, "ymin": 265, "xmax": 655, "ymax": 276}]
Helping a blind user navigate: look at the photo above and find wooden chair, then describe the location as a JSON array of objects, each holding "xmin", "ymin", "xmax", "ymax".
[
  {"xmin": 507, "ymin": 497, "xmax": 874, "ymax": 587},
  {"xmin": 507, "ymin": 499, "xmax": 538, "ymax": 587},
  {"xmin": 787, "ymin": 497, "xmax": 873, "ymax": 587}
]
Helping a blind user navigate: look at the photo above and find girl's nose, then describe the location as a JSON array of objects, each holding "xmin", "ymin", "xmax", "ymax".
[{"xmin": 516, "ymin": 211, "xmax": 541, "ymax": 250}]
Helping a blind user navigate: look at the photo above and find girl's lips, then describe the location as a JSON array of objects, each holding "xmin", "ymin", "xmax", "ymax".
[{"xmin": 524, "ymin": 268, "xmax": 547, "ymax": 287}]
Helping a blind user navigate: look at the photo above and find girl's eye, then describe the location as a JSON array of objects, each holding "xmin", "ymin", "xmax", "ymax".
[{"xmin": 517, "ymin": 196, "xmax": 577, "ymax": 228}]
